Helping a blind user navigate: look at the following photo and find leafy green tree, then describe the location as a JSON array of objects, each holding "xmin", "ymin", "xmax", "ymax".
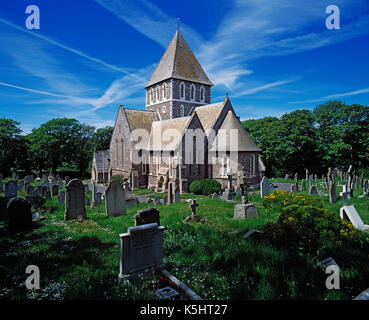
[
  {"xmin": 28, "ymin": 118, "xmax": 95, "ymax": 174},
  {"xmin": 0, "ymin": 118, "xmax": 27, "ymax": 176},
  {"xmin": 91, "ymin": 126, "xmax": 113, "ymax": 151}
]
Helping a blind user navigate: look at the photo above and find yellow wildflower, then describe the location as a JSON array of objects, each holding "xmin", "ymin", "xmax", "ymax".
[{"xmin": 288, "ymin": 217, "xmax": 294, "ymax": 222}]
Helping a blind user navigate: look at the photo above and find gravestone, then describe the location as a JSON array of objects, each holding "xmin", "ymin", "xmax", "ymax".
[
  {"xmin": 90, "ymin": 183, "xmax": 97, "ymax": 208},
  {"xmin": 211, "ymin": 192, "xmax": 218, "ymax": 199},
  {"xmin": 260, "ymin": 177, "xmax": 274, "ymax": 198},
  {"xmin": 167, "ymin": 182, "xmax": 173, "ymax": 205},
  {"xmin": 290, "ymin": 184, "xmax": 297, "ymax": 193},
  {"xmin": 118, "ymin": 222, "xmax": 165, "ymax": 280},
  {"xmin": 184, "ymin": 199, "xmax": 205, "ymax": 222},
  {"xmin": 12, "ymin": 171, "xmax": 16, "ymax": 179},
  {"xmin": 340, "ymin": 186, "xmax": 350, "ymax": 206},
  {"xmin": 364, "ymin": 180, "xmax": 368, "ymax": 193},
  {"xmin": 24, "ymin": 181, "xmax": 30, "ymax": 193},
  {"xmin": 284, "ymin": 174, "xmax": 289, "ymax": 181},
  {"xmin": 222, "ymin": 174, "xmax": 235, "ymax": 200},
  {"xmin": 329, "ymin": 182, "xmax": 337, "ymax": 204},
  {"xmin": 84, "ymin": 184, "xmax": 90, "ymax": 195},
  {"xmin": 305, "ymin": 169, "xmax": 309, "ymax": 181},
  {"xmin": 154, "ymin": 196, "xmax": 160, "ymax": 204},
  {"xmin": 163, "ymin": 195, "xmax": 168, "ymax": 205},
  {"xmin": 52, "ymin": 185, "xmax": 59, "ymax": 196},
  {"xmin": 135, "ymin": 208, "xmax": 160, "ymax": 226},
  {"xmin": 105, "ymin": 180, "xmax": 126, "ymax": 217},
  {"xmin": 58, "ymin": 191, "xmax": 65, "ymax": 205},
  {"xmin": 7, "ymin": 197, "xmax": 32, "ymax": 233},
  {"xmin": 95, "ymin": 192, "xmax": 102, "ymax": 208},
  {"xmin": 65, "ymin": 179, "xmax": 86, "ymax": 221},
  {"xmin": 65, "ymin": 176, "xmax": 71, "ymax": 185},
  {"xmin": 340, "ymin": 205, "xmax": 369, "ymax": 231},
  {"xmin": 5, "ymin": 180, "xmax": 18, "ymax": 199},
  {"xmin": 301, "ymin": 179, "xmax": 306, "ymax": 191},
  {"xmin": 174, "ymin": 188, "xmax": 180, "ymax": 203},
  {"xmin": 309, "ymin": 185, "xmax": 317, "ymax": 195}
]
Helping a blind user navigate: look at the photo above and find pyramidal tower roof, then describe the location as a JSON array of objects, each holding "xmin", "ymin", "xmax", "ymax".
[{"xmin": 145, "ymin": 30, "xmax": 213, "ymax": 87}]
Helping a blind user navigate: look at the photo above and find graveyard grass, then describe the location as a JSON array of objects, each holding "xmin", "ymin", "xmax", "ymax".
[{"xmin": 0, "ymin": 181, "xmax": 369, "ymax": 300}]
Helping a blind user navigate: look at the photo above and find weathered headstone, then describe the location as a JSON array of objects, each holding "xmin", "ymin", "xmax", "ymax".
[
  {"xmin": 41, "ymin": 186, "xmax": 48, "ymax": 197},
  {"xmin": 118, "ymin": 223, "xmax": 165, "ymax": 280},
  {"xmin": 5, "ymin": 180, "xmax": 18, "ymax": 199},
  {"xmin": 340, "ymin": 185, "xmax": 350, "ymax": 206},
  {"xmin": 163, "ymin": 195, "xmax": 168, "ymax": 205},
  {"xmin": 309, "ymin": 185, "xmax": 317, "ymax": 195},
  {"xmin": 95, "ymin": 192, "xmax": 102, "ymax": 208},
  {"xmin": 167, "ymin": 182, "xmax": 173, "ymax": 205},
  {"xmin": 84, "ymin": 184, "xmax": 90, "ymax": 195},
  {"xmin": 7, "ymin": 197, "xmax": 32, "ymax": 233},
  {"xmin": 85, "ymin": 196, "xmax": 90, "ymax": 206},
  {"xmin": 340, "ymin": 205, "xmax": 369, "ymax": 231},
  {"xmin": 58, "ymin": 191, "xmax": 65, "ymax": 205},
  {"xmin": 329, "ymin": 182, "xmax": 337, "ymax": 204},
  {"xmin": 301, "ymin": 179, "xmax": 306, "ymax": 191},
  {"xmin": 174, "ymin": 188, "xmax": 180, "ymax": 203},
  {"xmin": 135, "ymin": 208, "xmax": 160, "ymax": 226},
  {"xmin": 105, "ymin": 180, "xmax": 126, "ymax": 217},
  {"xmin": 65, "ymin": 179, "xmax": 86, "ymax": 221},
  {"xmin": 260, "ymin": 177, "xmax": 274, "ymax": 198}
]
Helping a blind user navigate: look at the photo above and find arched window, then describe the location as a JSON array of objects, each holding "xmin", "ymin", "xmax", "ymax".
[
  {"xmin": 190, "ymin": 84, "xmax": 195, "ymax": 101},
  {"xmin": 180, "ymin": 82, "xmax": 185, "ymax": 99},
  {"xmin": 180, "ymin": 105, "xmax": 184, "ymax": 117},
  {"xmin": 200, "ymin": 86, "xmax": 205, "ymax": 102},
  {"xmin": 157, "ymin": 86, "xmax": 160, "ymax": 101},
  {"xmin": 164, "ymin": 83, "xmax": 167, "ymax": 99}
]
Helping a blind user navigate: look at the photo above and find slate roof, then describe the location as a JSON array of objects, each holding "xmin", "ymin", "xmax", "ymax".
[
  {"xmin": 93, "ymin": 150, "xmax": 110, "ymax": 172},
  {"xmin": 122, "ymin": 108, "xmax": 159, "ymax": 134},
  {"xmin": 193, "ymin": 100, "xmax": 226, "ymax": 136},
  {"xmin": 147, "ymin": 116, "xmax": 193, "ymax": 151},
  {"xmin": 145, "ymin": 30, "xmax": 213, "ymax": 87},
  {"xmin": 210, "ymin": 111, "xmax": 261, "ymax": 152}
]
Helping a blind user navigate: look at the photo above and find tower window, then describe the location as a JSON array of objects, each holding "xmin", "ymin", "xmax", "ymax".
[
  {"xmin": 190, "ymin": 84, "xmax": 195, "ymax": 101},
  {"xmin": 180, "ymin": 82, "xmax": 185, "ymax": 99},
  {"xmin": 200, "ymin": 86, "xmax": 205, "ymax": 102}
]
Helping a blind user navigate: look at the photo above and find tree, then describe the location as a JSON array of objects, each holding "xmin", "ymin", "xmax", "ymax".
[
  {"xmin": 0, "ymin": 118, "xmax": 26, "ymax": 176},
  {"xmin": 27, "ymin": 118, "xmax": 95, "ymax": 174},
  {"xmin": 91, "ymin": 126, "xmax": 113, "ymax": 151}
]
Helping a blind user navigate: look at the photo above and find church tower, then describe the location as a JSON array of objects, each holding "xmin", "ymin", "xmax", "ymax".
[{"xmin": 145, "ymin": 30, "xmax": 213, "ymax": 120}]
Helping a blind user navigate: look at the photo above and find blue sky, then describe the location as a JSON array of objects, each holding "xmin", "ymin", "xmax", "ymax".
[{"xmin": 0, "ymin": 0, "xmax": 368, "ymax": 134}]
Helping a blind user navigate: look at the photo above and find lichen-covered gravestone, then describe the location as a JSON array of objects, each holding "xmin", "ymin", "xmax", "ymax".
[
  {"xmin": 65, "ymin": 179, "xmax": 86, "ymax": 221},
  {"xmin": 135, "ymin": 208, "xmax": 160, "ymax": 226},
  {"xmin": 7, "ymin": 197, "xmax": 32, "ymax": 233},
  {"xmin": 105, "ymin": 180, "xmax": 126, "ymax": 217}
]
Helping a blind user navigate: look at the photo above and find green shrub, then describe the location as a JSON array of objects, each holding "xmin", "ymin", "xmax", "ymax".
[{"xmin": 189, "ymin": 179, "xmax": 221, "ymax": 195}]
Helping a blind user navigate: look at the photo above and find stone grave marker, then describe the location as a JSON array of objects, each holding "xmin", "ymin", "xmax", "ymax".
[
  {"xmin": 32, "ymin": 189, "xmax": 41, "ymax": 198},
  {"xmin": 118, "ymin": 222, "xmax": 165, "ymax": 280},
  {"xmin": 174, "ymin": 188, "xmax": 180, "ymax": 203},
  {"xmin": 58, "ymin": 191, "xmax": 65, "ymax": 205},
  {"xmin": 5, "ymin": 180, "xmax": 18, "ymax": 199},
  {"xmin": 41, "ymin": 186, "xmax": 48, "ymax": 197},
  {"xmin": 309, "ymin": 185, "xmax": 317, "ymax": 195},
  {"xmin": 105, "ymin": 180, "xmax": 126, "ymax": 217},
  {"xmin": 85, "ymin": 195, "xmax": 90, "ymax": 206},
  {"xmin": 65, "ymin": 179, "xmax": 86, "ymax": 221},
  {"xmin": 7, "ymin": 197, "xmax": 32, "ymax": 233},
  {"xmin": 163, "ymin": 195, "xmax": 167, "ymax": 205},
  {"xmin": 84, "ymin": 184, "xmax": 90, "ymax": 195},
  {"xmin": 301, "ymin": 179, "xmax": 306, "ymax": 191},
  {"xmin": 95, "ymin": 192, "xmax": 102, "ymax": 208},
  {"xmin": 329, "ymin": 182, "xmax": 337, "ymax": 204},
  {"xmin": 340, "ymin": 205, "xmax": 369, "ymax": 231},
  {"xmin": 167, "ymin": 182, "xmax": 173, "ymax": 205},
  {"xmin": 260, "ymin": 177, "xmax": 274, "ymax": 198},
  {"xmin": 135, "ymin": 208, "xmax": 160, "ymax": 226}
]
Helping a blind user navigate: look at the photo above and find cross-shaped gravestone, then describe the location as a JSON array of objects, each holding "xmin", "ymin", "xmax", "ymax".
[
  {"xmin": 340, "ymin": 187, "xmax": 350, "ymax": 206},
  {"xmin": 189, "ymin": 199, "xmax": 198, "ymax": 217}
]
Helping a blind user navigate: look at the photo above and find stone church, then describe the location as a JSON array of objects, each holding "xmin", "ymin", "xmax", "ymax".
[{"xmin": 101, "ymin": 30, "xmax": 264, "ymax": 192}]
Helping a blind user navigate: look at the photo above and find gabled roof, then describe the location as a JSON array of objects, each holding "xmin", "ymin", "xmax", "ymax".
[
  {"xmin": 145, "ymin": 30, "xmax": 213, "ymax": 87},
  {"xmin": 193, "ymin": 100, "xmax": 226, "ymax": 136},
  {"xmin": 122, "ymin": 108, "xmax": 159, "ymax": 134},
  {"xmin": 211, "ymin": 111, "xmax": 261, "ymax": 152},
  {"xmin": 147, "ymin": 116, "xmax": 193, "ymax": 151},
  {"xmin": 93, "ymin": 150, "xmax": 110, "ymax": 172}
]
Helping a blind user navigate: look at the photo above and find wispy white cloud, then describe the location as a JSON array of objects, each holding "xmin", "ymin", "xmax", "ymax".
[
  {"xmin": 289, "ymin": 87, "xmax": 369, "ymax": 104},
  {"xmin": 234, "ymin": 79, "xmax": 295, "ymax": 97},
  {"xmin": 0, "ymin": 17, "xmax": 133, "ymax": 75}
]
